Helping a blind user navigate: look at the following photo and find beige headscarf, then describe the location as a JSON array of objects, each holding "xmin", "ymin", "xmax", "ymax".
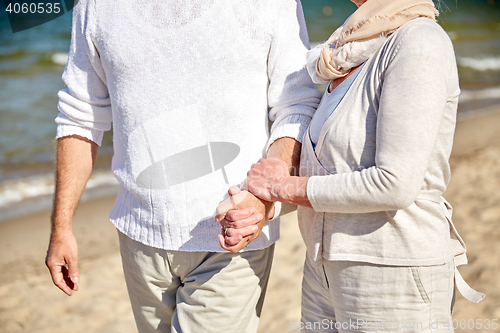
[{"xmin": 309, "ymin": 0, "xmax": 439, "ymax": 84}]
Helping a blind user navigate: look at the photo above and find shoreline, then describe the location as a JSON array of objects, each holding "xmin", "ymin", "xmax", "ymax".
[
  {"xmin": 0, "ymin": 183, "xmax": 118, "ymax": 223},
  {"xmin": 452, "ymin": 104, "xmax": 500, "ymax": 156},
  {"xmin": 1, "ymin": 104, "xmax": 500, "ymax": 224},
  {"xmin": 457, "ymin": 103, "xmax": 500, "ymax": 121}
]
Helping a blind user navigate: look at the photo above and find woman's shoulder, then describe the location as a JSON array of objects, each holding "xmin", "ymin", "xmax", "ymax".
[
  {"xmin": 379, "ymin": 17, "xmax": 456, "ymax": 68},
  {"xmin": 377, "ymin": 17, "xmax": 460, "ymax": 98},
  {"xmin": 391, "ymin": 18, "xmax": 453, "ymax": 51}
]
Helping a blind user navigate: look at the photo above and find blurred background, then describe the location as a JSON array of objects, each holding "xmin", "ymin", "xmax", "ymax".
[{"xmin": 0, "ymin": 1, "xmax": 499, "ymax": 332}]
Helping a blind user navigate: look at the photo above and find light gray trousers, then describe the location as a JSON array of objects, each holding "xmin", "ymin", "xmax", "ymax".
[
  {"xmin": 300, "ymin": 258, "xmax": 455, "ymax": 332},
  {"xmin": 118, "ymin": 231, "xmax": 274, "ymax": 333}
]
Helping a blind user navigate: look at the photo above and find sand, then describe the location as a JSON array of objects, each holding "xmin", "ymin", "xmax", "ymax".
[{"xmin": 1, "ymin": 108, "xmax": 499, "ymax": 333}]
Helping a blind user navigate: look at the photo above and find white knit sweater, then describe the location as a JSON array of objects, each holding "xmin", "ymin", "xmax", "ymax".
[{"xmin": 55, "ymin": 0, "xmax": 321, "ymax": 251}]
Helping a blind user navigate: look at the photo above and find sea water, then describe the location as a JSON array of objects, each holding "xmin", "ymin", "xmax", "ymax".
[{"xmin": 0, "ymin": 0, "xmax": 499, "ymax": 220}]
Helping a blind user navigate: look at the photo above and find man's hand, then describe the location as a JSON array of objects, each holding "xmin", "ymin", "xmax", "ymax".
[
  {"xmin": 214, "ymin": 137, "xmax": 302, "ymax": 252},
  {"xmin": 215, "ymin": 186, "xmax": 274, "ymax": 253},
  {"xmin": 45, "ymin": 230, "xmax": 79, "ymax": 296},
  {"xmin": 46, "ymin": 135, "xmax": 97, "ymax": 295}
]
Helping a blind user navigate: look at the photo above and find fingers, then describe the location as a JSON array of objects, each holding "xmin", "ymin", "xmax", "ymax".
[
  {"xmin": 45, "ymin": 233, "xmax": 79, "ymax": 296},
  {"xmin": 223, "ymin": 206, "xmax": 262, "ymax": 222},
  {"xmin": 47, "ymin": 261, "xmax": 71, "ymax": 296},
  {"xmin": 46, "ymin": 259, "xmax": 78, "ymax": 296},
  {"xmin": 218, "ymin": 234, "xmax": 252, "ymax": 253},
  {"xmin": 248, "ymin": 164, "xmax": 263, "ymax": 178},
  {"xmin": 222, "ymin": 224, "xmax": 259, "ymax": 246},
  {"xmin": 61, "ymin": 265, "xmax": 78, "ymax": 293},
  {"xmin": 214, "ymin": 190, "xmax": 249, "ymax": 222}
]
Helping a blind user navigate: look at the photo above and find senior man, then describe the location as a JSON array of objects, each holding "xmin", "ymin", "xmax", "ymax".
[{"xmin": 45, "ymin": 1, "xmax": 320, "ymax": 332}]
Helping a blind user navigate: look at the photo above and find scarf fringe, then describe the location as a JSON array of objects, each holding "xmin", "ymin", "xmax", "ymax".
[{"xmin": 332, "ymin": 4, "xmax": 438, "ymax": 46}]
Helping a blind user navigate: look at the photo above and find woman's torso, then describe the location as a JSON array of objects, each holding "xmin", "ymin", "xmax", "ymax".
[{"xmin": 298, "ymin": 18, "xmax": 460, "ymax": 266}]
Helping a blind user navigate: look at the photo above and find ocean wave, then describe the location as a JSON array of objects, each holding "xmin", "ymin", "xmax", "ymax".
[
  {"xmin": 457, "ymin": 56, "xmax": 500, "ymax": 72},
  {"xmin": 459, "ymin": 86, "xmax": 500, "ymax": 103},
  {"xmin": 447, "ymin": 31, "xmax": 458, "ymax": 41},
  {"xmin": 0, "ymin": 170, "xmax": 118, "ymax": 210},
  {"xmin": 51, "ymin": 52, "xmax": 69, "ymax": 66}
]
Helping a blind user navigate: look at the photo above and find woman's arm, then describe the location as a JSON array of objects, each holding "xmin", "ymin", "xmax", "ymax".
[
  {"xmin": 215, "ymin": 137, "xmax": 303, "ymax": 250},
  {"xmin": 246, "ymin": 157, "xmax": 312, "ymax": 208},
  {"xmin": 249, "ymin": 22, "xmax": 459, "ymax": 213}
]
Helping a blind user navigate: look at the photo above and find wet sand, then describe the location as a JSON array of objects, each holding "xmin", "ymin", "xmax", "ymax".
[{"xmin": 1, "ymin": 108, "xmax": 499, "ymax": 333}]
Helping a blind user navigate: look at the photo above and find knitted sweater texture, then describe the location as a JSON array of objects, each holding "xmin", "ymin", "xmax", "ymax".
[{"xmin": 55, "ymin": 0, "xmax": 321, "ymax": 251}]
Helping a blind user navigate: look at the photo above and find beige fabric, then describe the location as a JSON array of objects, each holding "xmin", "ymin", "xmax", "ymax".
[
  {"xmin": 315, "ymin": 0, "xmax": 438, "ymax": 81},
  {"xmin": 300, "ymin": 258, "xmax": 455, "ymax": 332},
  {"xmin": 300, "ymin": 18, "xmax": 458, "ymax": 267},
  {"xmin": 302, "ymin": 18, "xmax": 484, "ymax": 305},
  {"xmin": 118, "ymin": 231, "xmax": 274, "ymax": 333}
]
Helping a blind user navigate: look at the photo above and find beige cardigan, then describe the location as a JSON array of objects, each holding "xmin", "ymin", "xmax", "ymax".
[{"xmin": 298, "ymin": 18, "xmax": 483, "ymax": 302}]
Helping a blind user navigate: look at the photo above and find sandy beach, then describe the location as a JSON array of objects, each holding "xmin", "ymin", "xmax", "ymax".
[{"xmin": 1, "ymin": 108, "xmax": 499, "ymax": 333}]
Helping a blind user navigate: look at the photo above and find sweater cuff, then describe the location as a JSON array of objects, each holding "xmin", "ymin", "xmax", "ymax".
[
  {"xmin": 267, "ymin": 113, "xmax": 311, "ymax": 151},
  {"xmin": 307, "ymin": 175, "xmax": 333, "ymax": 213},
  {"xmin": 56, "ymin": 123, "xmax": 105, "ymax": 146}
]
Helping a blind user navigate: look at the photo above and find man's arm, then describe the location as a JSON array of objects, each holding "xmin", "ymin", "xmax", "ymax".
[
  {"xmin": 45, "ymin": 135, "xmax": 98, "ymax": 296},
  {"xmin": 215, "ymin": 1, "xmax": 320, "ymax": 252},
  {"xmin": 215, "ymin": 137, "xmax": 301, "ymax": 252},
  {"xmin": 267, "ymin": 136, "xmax": 301, "ymax": 174}
]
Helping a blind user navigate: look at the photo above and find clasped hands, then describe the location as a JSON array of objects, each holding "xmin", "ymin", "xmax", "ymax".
[{"xmin": 215, "ymin": 157, "xmax": 293, "ymax": 253}]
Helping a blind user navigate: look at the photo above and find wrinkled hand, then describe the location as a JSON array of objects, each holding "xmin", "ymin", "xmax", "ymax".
[
  {"xmin": 247, "ymin": 157, "xmax": 291, "ymax": 202},
  {"xmin": 45, "ymin": 230, "xmax": 79, "ymax": 296},
  {"xmin": 215, "ymin": 186, "xmax": 274, "ymax": 253}
]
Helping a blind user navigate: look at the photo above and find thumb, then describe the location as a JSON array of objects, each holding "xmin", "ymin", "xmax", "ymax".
[
  {"xmin": 230, "ymin": 190, "xmax": 248, "ymax": 208},
  {"xmin": 214, "ymin": 189, "xmax": 249, "ymax": 222},
  {"xmin": 228, "ymin": 185, "xmax": 241, "ymax": 196},
  {"xmin": 215, "ymin": 197, "xmax": 232, "ymax": 222}
]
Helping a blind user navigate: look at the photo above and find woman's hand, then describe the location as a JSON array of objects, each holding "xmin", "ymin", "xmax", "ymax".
[
  {"xmin": 246, "ymin": 157, "xmax": 291, "ymax": 202},
  {"xmin": 247, "ymin": 157, "xmax": 312, "ymax": 208}
]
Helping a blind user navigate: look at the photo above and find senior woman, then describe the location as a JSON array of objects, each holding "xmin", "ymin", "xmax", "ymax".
[{"xmin": 218, "ymin": 0, "xmax": 484, "ymax": 331}]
